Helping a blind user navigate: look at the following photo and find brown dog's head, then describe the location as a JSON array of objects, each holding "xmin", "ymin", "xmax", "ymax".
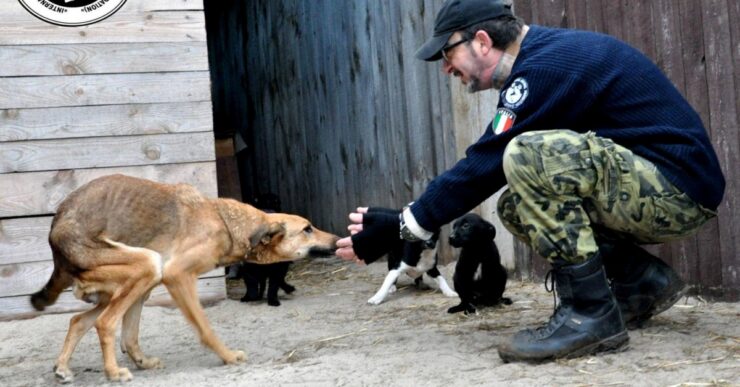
[{"xmin": 247, "ymin": 213, "xmax": 339, "ymax": 264}]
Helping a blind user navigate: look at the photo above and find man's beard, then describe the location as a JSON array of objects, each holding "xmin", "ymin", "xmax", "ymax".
[
  {"xmin": 467, "ymin": 76, "xmax": 482, "ymax": 93},
  {"xmin": 464, "ymin": 47, "xmax": 484, "ymax": 93}
]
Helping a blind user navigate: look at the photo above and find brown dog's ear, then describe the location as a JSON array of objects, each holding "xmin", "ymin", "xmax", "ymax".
[
  {"xmin": 249, "ymin": 222, "xmax": 285, "ymax": 247},
  {"xmin": 264, "ymin": 222, "xmax": 286, "ymax": 245}
]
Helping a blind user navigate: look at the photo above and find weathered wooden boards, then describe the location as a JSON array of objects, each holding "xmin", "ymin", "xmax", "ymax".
[{"xmin": 0, "ymin": 0, "xmax": 224, "ymax": 319}]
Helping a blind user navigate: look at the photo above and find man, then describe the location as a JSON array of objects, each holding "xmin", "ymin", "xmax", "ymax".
[{"xmin": 336, "ymin": 0, "xmax": 725, "ymax": 363}]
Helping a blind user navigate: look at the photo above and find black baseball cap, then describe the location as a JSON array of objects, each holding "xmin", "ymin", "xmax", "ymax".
[{"xmin": 415, "ymin": 0, "xmax": 513, "ymax": 61}]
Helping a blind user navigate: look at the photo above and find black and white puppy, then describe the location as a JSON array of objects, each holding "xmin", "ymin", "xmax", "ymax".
[
  {"xmin": 366, "ymin": 208, "xmax": 457, "ymax": 305},
  {"xmin": 448, "ymin": 213, "xmax": 511, "ymax": 314},
  {"xmin": 239, "ymin": 262, "xmax": 295, "ymax": 307}
]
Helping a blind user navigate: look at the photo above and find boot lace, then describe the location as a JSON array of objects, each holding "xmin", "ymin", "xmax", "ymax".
[
  {"xmin": 545, "ymin": 269, "xmax": 557, "ymax": 313},
  {"xmin": 533, "ymin": 269, "xmax": 567, "ymax": 338}
]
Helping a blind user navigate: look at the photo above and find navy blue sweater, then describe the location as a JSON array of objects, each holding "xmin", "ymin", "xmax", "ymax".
[{"xmin": 411, "ymin": 25, "xmax": 725, "ymax": 231}]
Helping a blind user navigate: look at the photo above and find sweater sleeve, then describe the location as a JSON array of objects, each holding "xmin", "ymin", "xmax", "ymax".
[{"xmin": 409, "ymin": 67, "xmax": 595, "ymax": 231}]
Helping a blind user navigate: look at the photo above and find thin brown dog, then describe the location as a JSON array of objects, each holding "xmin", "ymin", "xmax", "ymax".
[{"xmin": 30, "ymin": 174, "xmax": 339, "ymax": 383}]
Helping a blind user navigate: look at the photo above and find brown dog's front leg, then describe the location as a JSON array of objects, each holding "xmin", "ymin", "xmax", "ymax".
[{"xmin": 163, "ymin": 269, "xmax": 246, "ymax": 364}]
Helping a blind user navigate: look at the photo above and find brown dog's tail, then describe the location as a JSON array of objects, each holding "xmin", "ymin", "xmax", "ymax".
[{"xmin": 30, "ymin": 251, "xmax": 74, "ymax": 311}]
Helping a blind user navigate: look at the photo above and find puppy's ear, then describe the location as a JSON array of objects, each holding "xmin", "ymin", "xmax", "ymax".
[{"xmin": 249, "ymin": 222, "xmax": 286, "ymax": 247}]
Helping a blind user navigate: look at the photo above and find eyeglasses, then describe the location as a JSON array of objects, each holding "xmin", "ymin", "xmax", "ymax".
[{"xmin": 441, "ymin": 38, "xmax": 469, "ymax": 62}]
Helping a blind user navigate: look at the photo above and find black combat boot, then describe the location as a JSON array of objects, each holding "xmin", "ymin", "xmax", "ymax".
[
  {"xmin": 498, "ymin": 255, "xmax": 628, "ymax": 363},
  {"xmin": 600, "ymin": 242, "xmax": 687, "ymax": 329}
]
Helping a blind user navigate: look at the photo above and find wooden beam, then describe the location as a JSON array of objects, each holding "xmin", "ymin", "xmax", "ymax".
[
  {"xmin": 0, "ymin": 162, "xmax": 217, "ymax": 218},
  {"xmin": 0, "ymin": 131, "xmax": 215, "ymax": 174},
  {"xmin": 0, "ymin": 42, "xmax": 208, "ymax": 77},
  {"xmin": 0, "ymin": 71, "xmax": 211, "ymax": 110},
  {"xmin": 0, "ymin": 101, "xmax": 213, "ymax": 142},
  {"xmin": 0, "ymin": 11, "xmax": 206, "ymax": 45}
]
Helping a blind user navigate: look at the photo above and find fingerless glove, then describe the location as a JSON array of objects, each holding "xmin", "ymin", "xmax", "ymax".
[{"xmin": 350, "ymin": 210, "xmax": 400, "ymax": 264}]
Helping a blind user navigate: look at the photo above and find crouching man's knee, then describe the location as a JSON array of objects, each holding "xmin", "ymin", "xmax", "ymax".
[
  {"xmin": 496, "ymin": 188, "xmax": 529, "ymax": 242},
  {"xmin": 503, "ymin": 129, "xmax": 586, "ymax": 185}
]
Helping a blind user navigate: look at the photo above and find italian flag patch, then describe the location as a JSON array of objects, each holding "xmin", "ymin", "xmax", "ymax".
[{"xmin": 493, "ymin": 108, "xmax": 516, "ymax": 135}]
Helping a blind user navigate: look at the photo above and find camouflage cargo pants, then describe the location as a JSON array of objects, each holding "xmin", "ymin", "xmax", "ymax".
[{"xmin": 497, "ymin": 130, "xmax": 716, "ymax": 264}]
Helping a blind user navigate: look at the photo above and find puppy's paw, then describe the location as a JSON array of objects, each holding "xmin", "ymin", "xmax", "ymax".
[
  {"xmin": 388, "ymin": 284, "xmax": 397, "ymax": 294},
  {"xmin": 282, "ymin": 284, "xmax": 296, "ymax": 294},
  {"xmin": 442, "ymin": 290, "xmax": 459, "ymax": 298},
  {"xmin": 240, "ymin": 294, "xmax": 261, "ymax": 303},
  {"xmin": 447, "ymin": 304, "xmax": 466, "ymax": 314},
  {"xmin": 447, "ymin": 302, "xmax": 476, "ymax": 314},
  {"xmin": 267, "ymin": 298, "xmax": 281, "ymax": 307},
  {"xmin": 367, "ymin": 295, "xmax": 385, "ymax": 305},
  {"xmin": 463, "ymin": 305, "xmax": 477, "ymax": 315}
]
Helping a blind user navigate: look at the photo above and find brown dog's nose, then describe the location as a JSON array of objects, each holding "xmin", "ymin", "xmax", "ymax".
[
  {"xmin": 331, "ymin": 235, "xmax": 340, "ymax": 249},
  {"xmin": 307, "ymin": 234, "xmax": 341, "ymax": 258}
]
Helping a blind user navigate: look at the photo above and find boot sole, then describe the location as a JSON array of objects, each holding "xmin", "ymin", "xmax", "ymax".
[
  {"xmin": 626, "ymin": 283, "xmax": 688, "ymax": 330},
  {"xmin": 499, "ymin": 331, "xmax": 630, "ymax": 364},
  {"xmin": 564, "ymin": 331, "xmax": 630, "ymax": 359}
]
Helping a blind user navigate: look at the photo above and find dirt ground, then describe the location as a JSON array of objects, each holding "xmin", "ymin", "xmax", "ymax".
[{"xmin": 1, "ymin": 257, "xmax": 738, "ymax": 387}]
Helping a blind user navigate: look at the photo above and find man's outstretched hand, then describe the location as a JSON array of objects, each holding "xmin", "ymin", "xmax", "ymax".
[
  {"xmin": 336, "ymin": 207, "xmax": 400, "ymax": 265},
  {"xmin": 336, "ymin": 207, "xmax": 368, "ymax": 264}
]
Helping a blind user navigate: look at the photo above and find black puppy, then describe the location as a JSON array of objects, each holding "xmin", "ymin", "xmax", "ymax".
[
  {"xmin": 448, "ymin": 213, "xmax": 511, "ymax": 314},
  {"xmin": 366, "ymin": 207, "xmax": 458, "ymax": 305},
  {"xmin": 239, "ymin": 262, "xmax": 295, "ymax": 306},
  {"xmin": 237, "ymin": 193, "xmax": 295, "ymax": 307}
]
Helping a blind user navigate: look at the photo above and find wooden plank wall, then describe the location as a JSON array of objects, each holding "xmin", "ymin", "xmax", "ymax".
[
  {"xmin": 233, "ymin": 0, "xmax": 737, "ymax": 300},
  {"xmin": 0, "ymin": 0, "xmax": 222, "ymax": 321},
  {"xmin": 512, "ymin": 0, "xmax": 739, "ymax": 300},
  {"xmin": 240, "ymin": 0, "xmax": 460, "ymax": 262}
]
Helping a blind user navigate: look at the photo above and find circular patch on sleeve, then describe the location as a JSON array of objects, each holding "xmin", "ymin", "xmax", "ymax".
[{"xmin": 502, "ymin": 77, "xmax": 529, "ymax": 109}]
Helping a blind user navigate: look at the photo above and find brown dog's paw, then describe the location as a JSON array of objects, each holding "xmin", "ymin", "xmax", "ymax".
[
  {"xmin": 54, "ymin": 364, "xmax": 74, "ymax": 384},
  {"xmin": 106, "ymin": 367, "xmax": 133, "ymax": 382},
  {"xmin": 223, "ymin": 350, "xmax": 247, "ymax": 364},
  {"xmin": 136, "ymin": 356, "xmax": 163, "ymax": 370}
]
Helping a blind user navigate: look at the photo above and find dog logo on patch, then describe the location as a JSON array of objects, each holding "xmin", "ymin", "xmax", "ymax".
[
  {"xmin": 19, "ymin": 0, "xmax": 127, "ymax": 27},
  {"xmin": 493, "ymin": 108, "xmax": 516, "ymax": 135},
  {"xmin": 502, "ymin": 77, "xmax": 529, "ymax": 109}
]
